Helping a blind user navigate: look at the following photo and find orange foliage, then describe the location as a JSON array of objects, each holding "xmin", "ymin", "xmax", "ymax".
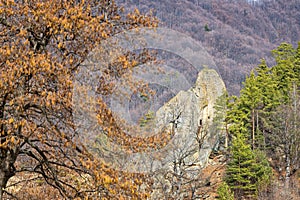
[
  {"xmin": 96, "ymin": 99, "xmax": 175, "ymax": 153},
  {"xmin": 0, "ymin": 0, "xmax": 157, "ymax": 199}
]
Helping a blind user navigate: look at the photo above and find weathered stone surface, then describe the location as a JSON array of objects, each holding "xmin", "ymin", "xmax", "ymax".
[
  {"xmin": 150, "ymin": 68, "xmax": 226, "ymax": 199},
  {"xmin": 154, "ymin": 67, "xmax": 226, "ymax": 169}
]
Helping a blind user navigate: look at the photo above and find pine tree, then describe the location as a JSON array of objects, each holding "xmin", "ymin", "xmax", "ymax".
[
  {"xmin": 271, "ymin": 43, "xmax": 298, "ymax": 102},
  {"xmin": 225, "ymin": 133, "xmax": 272, "ymax": 199},
  {"xmin": 239, "ymin": 71, "xmax": 262, "ymax": 149},
  {"xmin": 253, "ymin": 60, "xmax": 282, "ymax": 149},
  {"xmin": 226, "ymin": 133, "xmax": 258, "ymax": 198},
  {"xmin": 227, "ymin": 96, "xmax": 249, "ymax": 139},
  {"xmin": 253, "ymin": 150, "xmax": 272, "ymax": 191},
  {"xmin": 217, "ymin": 182, "xmax": 234, "ymax": 200},
  {"xmin": 265, "ymin": 43, "xmax": 300, "ymax": 186},
  {"xmin": 224, "ymin": 42, "xmax": 300, "ymax": 200}
]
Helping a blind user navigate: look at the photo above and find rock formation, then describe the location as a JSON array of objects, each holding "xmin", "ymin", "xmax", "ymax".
[
  {"xmin": 75, "ymin": 66, "xmax": 226, "ymax": 175},
  {"xmin": 149, "ymin": 68, "xmax": 226, "ymax": 199},
  {"xmin": 154, "ymin": 67, "xmax": 226, "ymax": 169}
]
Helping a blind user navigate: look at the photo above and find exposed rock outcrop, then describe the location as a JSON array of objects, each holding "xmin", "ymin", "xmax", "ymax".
[
  {"xmin": 154, "ymin": 67, "xmax": 226, "ymax": 169},
  {"xmin": 149, "ymin": 68, "xmax": 226, "ymax": 199}
]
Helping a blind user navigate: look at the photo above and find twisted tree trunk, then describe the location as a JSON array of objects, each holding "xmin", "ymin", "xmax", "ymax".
[{"xmin": 0, "ymin": 150, "xmax": 16, "ymax": 200}]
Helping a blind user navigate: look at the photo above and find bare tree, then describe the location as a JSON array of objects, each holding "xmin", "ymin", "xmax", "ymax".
[{"xmin": 266, "ymin": 83, "xmax": 300, "ymax": 188}]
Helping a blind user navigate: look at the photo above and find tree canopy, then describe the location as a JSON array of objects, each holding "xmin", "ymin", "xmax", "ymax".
[
  {"xmin": 223, "ymin": 42, "xmax": 300, "ymax": 199},
  {"xmin": 0, "ymin": 0, "xmax": 157, "ymax": 199}
]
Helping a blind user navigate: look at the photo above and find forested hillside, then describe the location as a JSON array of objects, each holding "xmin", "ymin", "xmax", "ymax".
[
  {"xmin": 116, "ymin": 0, "xmax": 300, "ymax": 94},
  {"xmin": 116, "ymin": 1, "xmax": 300, "ymax": 199},
  {"xmin": 217, "ymin": 43, "xmax": 300, "ymax": 199},
  {"xmin": 1, "ymin": 1, "xmax": 299, "ymax": 199}
]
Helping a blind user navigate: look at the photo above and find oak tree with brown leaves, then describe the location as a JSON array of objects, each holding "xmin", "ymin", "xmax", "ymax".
[{"xmin": 0, "ymin": 0, "xmax": 158, "ymax": 199}]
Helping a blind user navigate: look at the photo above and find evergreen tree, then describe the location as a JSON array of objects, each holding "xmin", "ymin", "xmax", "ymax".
[
  {"xmin": 226, "ymin": 133, "xmax": 258, "ymax": 198},
  {"xmin": 271, "ymin": 43, "xmax": 299, "ymax": 102},
  {"xmin": 227, "ymin": 96, "xmax": 249, "ymax": 138},
  {"xmin": 225, "ymin": 133, "xmax": 272, "ymax": 199},
  {"xmin": 239, "ymin": 71, "xmax": 262, "ymax": 149},
  {"xmin": 294, "ymin": 42, "xmax": 300, "ymax": 86},
  {"xmin": 254, "ymin": 150, "xmax": 272, "ymax": 188},
  {"xmin": 224, "ymin": 42, "xmax": 300, "ymax": 200},
  {"xmin": 255, "ymin": 60, "xmax": 282, "ymax": 112},
  {"xmin": 217, "ymin": 182, "xmax": 234, "ymax": 200},
  {"xmin": 252, "ymin": 60, "xmax": 282, "ymax": 149},
  {"xmin": 236, "ymin": 60, "xmax": 281, "ymax": 150}
]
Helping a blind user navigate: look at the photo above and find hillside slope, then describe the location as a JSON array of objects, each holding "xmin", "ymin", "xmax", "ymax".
[{"xmin": 116, "ymin": 0, "xmax": 300, "ymax": 95}]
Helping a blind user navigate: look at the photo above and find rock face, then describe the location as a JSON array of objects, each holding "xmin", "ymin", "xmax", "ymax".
[
  {"xmin": 154, "ymin": 68, "xmax": 226, "ymax": 169},
  {"xmin": 149, "ymin": 68, "xmax": 226, "ymax": 199}
]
